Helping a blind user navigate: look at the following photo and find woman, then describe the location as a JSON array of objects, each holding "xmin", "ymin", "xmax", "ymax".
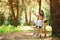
[{"xmin": 40, "ymin": 10, "xmax": 47, "ymax": 37}]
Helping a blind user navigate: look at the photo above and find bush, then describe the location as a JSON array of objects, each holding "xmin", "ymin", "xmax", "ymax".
[{"xmin": 0, "ymin": 25, "xmax": 22, "ymax": 34}]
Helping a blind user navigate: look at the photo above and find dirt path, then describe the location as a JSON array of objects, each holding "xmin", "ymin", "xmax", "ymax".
[{"xmin": 0, "ymin": 32, "xmax": 52, "ymax": 40}]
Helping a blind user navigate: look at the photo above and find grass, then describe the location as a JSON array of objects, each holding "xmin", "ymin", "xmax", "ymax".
[
  {"xmin": 0, "ymin": 25, "xmax": 22, "ymax": 34},
  {"xmin": 0, "ymin": 25, "xmax": 52, "ymax": 35}
]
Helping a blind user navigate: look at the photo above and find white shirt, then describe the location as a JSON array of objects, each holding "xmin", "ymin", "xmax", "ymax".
[{"xmin": 36, "ymin": 20, "xmax": 43, "ymax": 27}]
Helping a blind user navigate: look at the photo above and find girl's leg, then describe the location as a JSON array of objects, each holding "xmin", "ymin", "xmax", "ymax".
[
  {"xmin": 38, "ymin": 28, "xmax": 40, "ymax": 36},
  {"xmin": 33, "ymin": 26, "xmax": 36, "ymax": 35},
  {"xmin": 38, "ymin": 28, "xmax": 42, "ymax": 37}
]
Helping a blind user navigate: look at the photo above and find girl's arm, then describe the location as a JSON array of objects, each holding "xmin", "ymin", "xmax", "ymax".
[{"xmin": 34, "ymin": 13, "xmax": 39, "ymax": 17}]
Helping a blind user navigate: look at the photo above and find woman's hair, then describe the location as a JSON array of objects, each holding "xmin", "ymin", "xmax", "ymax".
[{"xmin": 39, "ymin": 10, "xmax": 44, "ymax": 17}]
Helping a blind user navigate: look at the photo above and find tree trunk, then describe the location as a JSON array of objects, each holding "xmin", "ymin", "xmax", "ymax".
[
  {"xmin": 9, "ymin": 0, "xmax": 15, "ymax": 26},
  {"xmin": 39, "ymin": 0, "xmax": 41, "ymax": 13},
  {"xmin": 29, "ymin": 12, "xmax": 31, "ymax": 25},
  {"xmin": 15, "ymin": 0, "xmax": 19, "ymax": 26},
  {"xmin": 25, "ymin": 10, "xmax": 28, "ymax": 25},
  {"xmin": 37, "ymin": 0, "xmax": 41, "ymax": 19},
  {"xmin": 9, "ymin": 0, "xmax": 19, "ymax": 27},
  {"xmin": 50, "ymin": 0, "xmax": 60, "ymax": 37}
]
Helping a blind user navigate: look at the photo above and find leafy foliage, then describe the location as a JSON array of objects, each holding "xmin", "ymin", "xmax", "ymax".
[
  {"xmin": 0, "ymin": 25, "xmax": 22, "ymax": 34},
  {"xmin": 0, "ymin": 0, "xmax": 50, "ymax": 26}
]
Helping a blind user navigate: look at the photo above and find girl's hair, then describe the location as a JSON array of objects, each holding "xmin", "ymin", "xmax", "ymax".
[{"xmin": 39, "ymin": 10, "xmax": 44, "ymax": 17}]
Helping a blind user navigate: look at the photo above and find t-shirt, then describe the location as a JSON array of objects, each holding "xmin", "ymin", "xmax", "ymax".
[{"xmin": 36, "ymin": 20, "xmax": 43, "ymax": 27}]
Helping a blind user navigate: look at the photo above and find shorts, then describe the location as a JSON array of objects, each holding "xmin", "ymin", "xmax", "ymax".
[
  {"xmin": 44, "ymin": 20, "xmax": 47, "ymax": 23},
  {"xmin": 36, "ymin": 26, "xmax": 42, "ymax": 28}
]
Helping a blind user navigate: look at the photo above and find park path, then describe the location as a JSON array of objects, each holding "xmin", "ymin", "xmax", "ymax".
[{"xmin": 0, "ymin": 32, "xmax": 53, "ymax": 40}]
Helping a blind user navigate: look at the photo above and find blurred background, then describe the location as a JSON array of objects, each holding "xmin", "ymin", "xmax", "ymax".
[{"xmin": 0, "ymin": 0, "xmax": 52, "ymax": 35}]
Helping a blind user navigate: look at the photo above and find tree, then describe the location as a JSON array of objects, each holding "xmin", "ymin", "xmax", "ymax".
[
  {"xmin": 8, "ymin": 0, "xmax": 19, "ymax": 27},
  {"xmin": 25, "ymin": 10, "xmax": 28, "ymax": 25},
  {"xmin": 37, "ymin": 0, "xmax": 41, "ymax": 12},
  {"xmin": 50, "ymin": 0, "xmax": 60, "ymax": 37},
  {"xmin": 29, "ymin": 10, "xmax": 31, "ymax": 25},
  {"xmin": 22, "ymin": 0, "xmax": 31, "ymax": 25},
  {"xmin": 37, "ymin": 0, "xmax": 41, "ymax": 19},
  {"xmin": 0, "ymin": 13, "xmax": 5, "ymax": 25}
]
